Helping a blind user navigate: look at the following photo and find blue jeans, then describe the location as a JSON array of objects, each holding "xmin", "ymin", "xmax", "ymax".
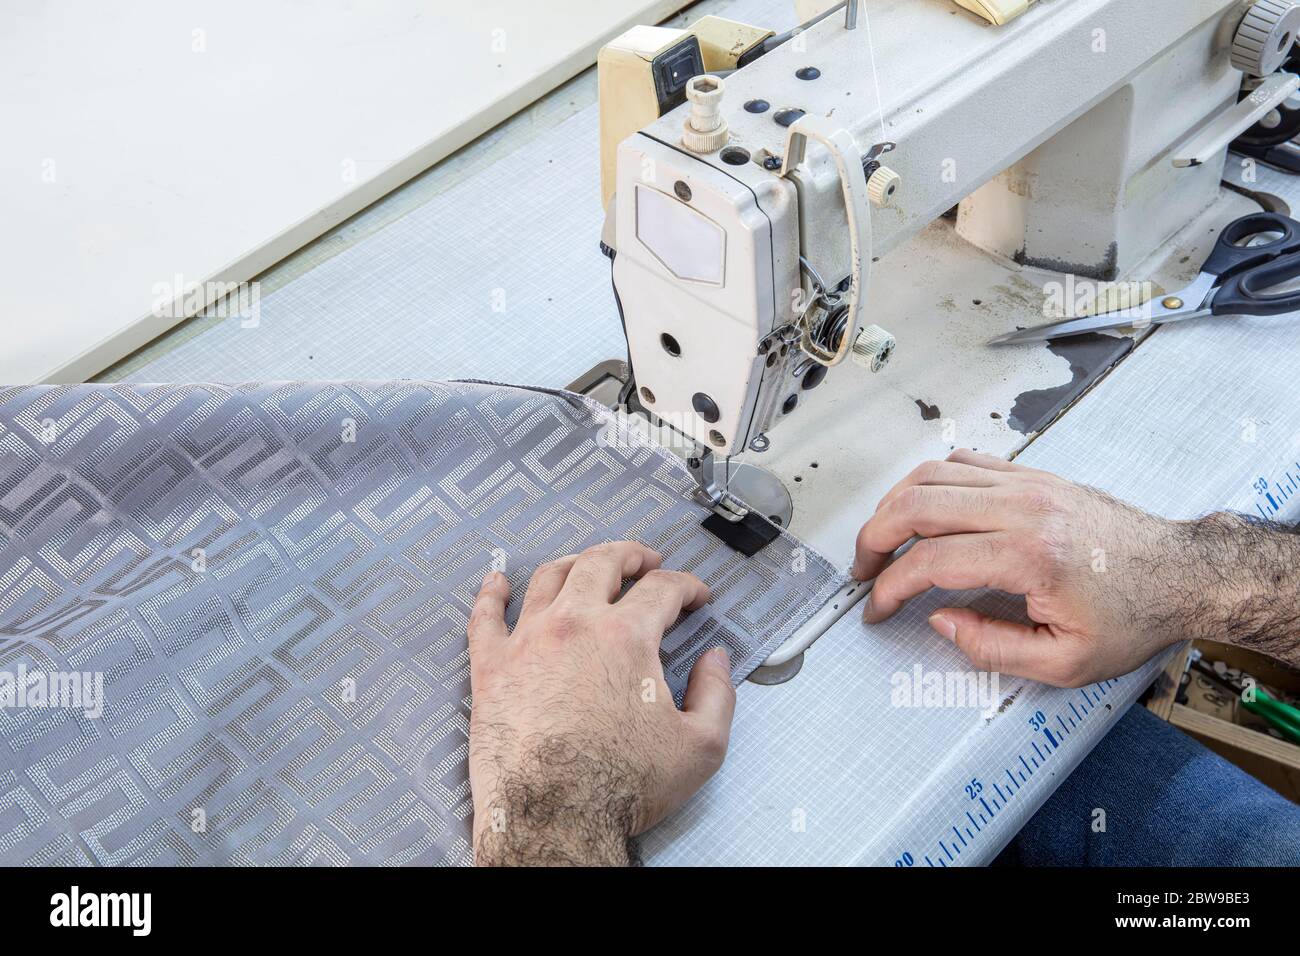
[{"xmin": 998, "ymin": 704, "xmax": 1300, "ymax": 866}]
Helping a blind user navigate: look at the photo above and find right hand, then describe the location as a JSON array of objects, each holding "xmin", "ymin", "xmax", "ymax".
[{"xmin": 851, "ymin": 449, "xmax": 1192, "ymax": 687}]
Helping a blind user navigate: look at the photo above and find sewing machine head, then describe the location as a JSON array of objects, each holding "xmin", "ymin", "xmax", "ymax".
[{"xmin": 597, "ymin": 0, "xmax": 1298, "ymax": 513}]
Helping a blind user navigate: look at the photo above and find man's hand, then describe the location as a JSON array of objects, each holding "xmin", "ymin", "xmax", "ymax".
[
  {"xmin": 852, "ymin": 449, "xmax": 1197, "ymax": 687},
  {"xmin": 467, "ymin": 541, "xmax": 736, "ymax": 866}
]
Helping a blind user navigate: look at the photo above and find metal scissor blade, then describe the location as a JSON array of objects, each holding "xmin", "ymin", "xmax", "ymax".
[
  {"xmin": 986, "ymin": 272, "xmax": 1217, "ymax": 346},
  {"xmin": 986, "ymin": 313, "xmax": 1141, "ymax": 345}
]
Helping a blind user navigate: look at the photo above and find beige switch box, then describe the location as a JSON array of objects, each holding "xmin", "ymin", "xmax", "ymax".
[
  {"xmin": 691, "ymin": 15, "xmax": 774, "ymax": 70},
  {"xmin": 954, "ymin": 0, "xmax": 1033, "ymax": 25},
  {"xmin": 597, "ymin": 17, "xmax": 771, "ymax": 208},
  {"xmin": 598, "ymin": 25, "xmax": 695, "ymax": 209}
]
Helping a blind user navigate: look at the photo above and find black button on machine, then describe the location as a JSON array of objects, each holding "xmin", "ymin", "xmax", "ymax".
[
  {"xmin": 692, "ymin": 392, "xmax": 721, "ymax": 423},
  {"xmin": 652, "ymin": 38, "xmax": 705, "ymax": 113},
  {"xmin": 801, "ymin": 364, "xmax": 828, "ymax": 390}
]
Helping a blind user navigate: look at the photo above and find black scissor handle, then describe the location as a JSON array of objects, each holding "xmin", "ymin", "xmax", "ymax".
[
  {"xmin": 1212, "ymin": 248, "xmax": 1300, "ymax": 317},
  {"xmin": 1201, "ymin": 212, "xmax": 1300, "ymax": 279}
]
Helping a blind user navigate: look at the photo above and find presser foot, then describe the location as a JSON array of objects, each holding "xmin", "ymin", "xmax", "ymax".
[{"xmin": 689, "ymin": 452, "xmax": 792, "ymax": 556}]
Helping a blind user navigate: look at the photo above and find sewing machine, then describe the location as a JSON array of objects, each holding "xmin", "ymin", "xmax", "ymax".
[{"xmin": 597, "ymin": 0, "xmax": 1300, "ymax": 543}]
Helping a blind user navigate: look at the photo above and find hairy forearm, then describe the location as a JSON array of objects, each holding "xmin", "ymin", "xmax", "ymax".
[
  {"xmin": 1154, "ymin": 512, "xmax": 1300, "ymax": 667},
  {"xmin": 473, "ymin": 735, "xmax": 643, "ymax": 867}
]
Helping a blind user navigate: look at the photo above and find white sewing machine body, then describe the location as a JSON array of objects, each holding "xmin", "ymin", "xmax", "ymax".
[{"xmin": 604, "ymin": 0, "xmax": 1271, "ymax": 491}]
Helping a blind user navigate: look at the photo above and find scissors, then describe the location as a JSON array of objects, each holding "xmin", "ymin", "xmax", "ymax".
[{"xmin": 988, "ymin": 211, "xmax": 1300, "ymax": 346}]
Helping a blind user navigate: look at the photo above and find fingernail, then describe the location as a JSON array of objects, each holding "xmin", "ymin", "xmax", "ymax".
[
  {"xmin": 707, "ymin": 647, "xmax": 730, "ymax": 669},
  {"xmin": 929, "ymin": 613, "xmax": 957, "ymax": 640}
]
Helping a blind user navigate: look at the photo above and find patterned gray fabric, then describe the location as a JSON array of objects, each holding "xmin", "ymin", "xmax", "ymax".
[{"xmin": 0, "ymin": 381, "xmax": 842, "ymax": 865}]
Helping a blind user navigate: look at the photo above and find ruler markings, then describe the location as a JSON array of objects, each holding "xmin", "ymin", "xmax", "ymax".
[
  {"xmin": 891, "ymin": 679, "xmax": 1126, "ymax": 867},
  {"xmin": 1250, "ymin": 458, "xmax": 1300, "ymax": 520}
]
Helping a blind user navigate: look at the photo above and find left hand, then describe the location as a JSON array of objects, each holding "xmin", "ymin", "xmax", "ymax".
[{"xmin": 467, "ymin": 541, "xmax": 736, "ymax": 866}]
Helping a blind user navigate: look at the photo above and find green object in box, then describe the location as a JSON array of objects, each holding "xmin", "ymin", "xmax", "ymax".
[
  {"xmin": 1242, "ymin": 687, "xmax": 1300, "ymax": 746},
  {"xmin": 1192, "ymin": 659, "xmax": 1300, "ymax": 745}
]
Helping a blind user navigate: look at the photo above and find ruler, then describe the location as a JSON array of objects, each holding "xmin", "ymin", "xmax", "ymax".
[
  {"xmin": 891, "ymin": 678, "xmax": 1127, "ymax": 866},
  {"xmin": 862, "ymin": 658, "xmax": 1166, "ymax": 867},
  {"xmin": 1250, "ymin": 459, "xmax": 1300, "ymax": 521}
]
